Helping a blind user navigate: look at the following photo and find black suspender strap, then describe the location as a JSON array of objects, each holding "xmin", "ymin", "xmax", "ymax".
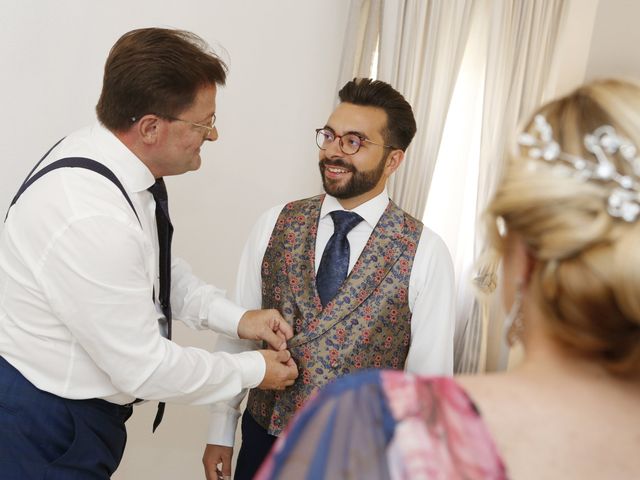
[
  {"xmin": 6, "ymin": 143, "xmax": 161, "ymax": 421},
  {"xmin": 5, "ymin": 156, "xmax": 140, "ymax": 225},
  {"xmin": 13, "ymin": 138, "xmax": 65, "ymax": 198}
]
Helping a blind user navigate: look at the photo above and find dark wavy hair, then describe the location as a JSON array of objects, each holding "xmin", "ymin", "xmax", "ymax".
[
  {"xmin": 338, "ymin": 78, "xmax": 417, "ymax": 151},
  {"xmin": 96, "ymin": 28, "xmax": 227, "ymax": 131}
]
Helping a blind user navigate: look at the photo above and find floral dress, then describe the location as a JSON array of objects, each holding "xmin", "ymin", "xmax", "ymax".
[{"xmin": 255, "ymin": 370, "xmax": 507, "ymax": 480}]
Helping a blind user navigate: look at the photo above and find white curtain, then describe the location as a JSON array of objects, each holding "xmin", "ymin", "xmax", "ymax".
[
  {"xmin": 456, "ymin": 0, "xmax": 568, "ymax": 373},
  {"xmin": 337, "ymin": 0, "xmax": 570, "ymax": 373},
  {"xmin": 337, "ymin": 0, "xmax": 383, "ymax": 82},
  {"xmin": 337, "ymin": 0, "xmax": 478, "ymax": 218}
]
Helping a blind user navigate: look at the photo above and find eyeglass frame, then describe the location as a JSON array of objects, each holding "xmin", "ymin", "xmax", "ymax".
[
  {"xmin": 315, "ymin": 127, "xmax": 397, "ymax": 155},
  {"xmin": 130, "ymin": 113, "xmax": 217, "ymax": 137}
]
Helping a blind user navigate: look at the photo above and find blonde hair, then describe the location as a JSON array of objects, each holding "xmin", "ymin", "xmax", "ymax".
[{"xmin": 485, "ymin": 78, "xmax": 640, "ymax": 377}]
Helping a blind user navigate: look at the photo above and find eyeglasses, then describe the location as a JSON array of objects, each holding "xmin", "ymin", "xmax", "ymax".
[
  {"xmin": 166, "ymin": 114, "xmax": 216, "ymax": 137},
  {"xmin": 130, "ymin": 114, "xmax": 217, "ymax": 137},
  {"xmin": 315, "ymin": 128, "xmax": 396, "ymax": 155}
]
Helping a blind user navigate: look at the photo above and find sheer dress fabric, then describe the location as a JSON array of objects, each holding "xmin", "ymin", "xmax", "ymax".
[{"xmin": 256, "ymin": 370, "xmax": 507, "ymax": 480}]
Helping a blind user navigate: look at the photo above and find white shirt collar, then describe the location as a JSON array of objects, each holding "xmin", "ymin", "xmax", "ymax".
[
  {"xmin": 90, "ymin": 123, "xmax": 156, "ymax": 193},
  {"xmin": 320, "ymin": 189, "xmax": 390, "ymax": 228}
]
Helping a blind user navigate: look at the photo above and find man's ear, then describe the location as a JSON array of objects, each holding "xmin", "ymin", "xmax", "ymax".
[
  {"xmin": 384, "ymin": 149, "xmax": 405, "ymax": 176},
  {"xmin": 137, "ymin": 115, "xmax": 161, "ymax": 145}
]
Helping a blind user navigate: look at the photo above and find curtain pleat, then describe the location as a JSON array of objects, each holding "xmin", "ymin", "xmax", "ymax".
[
  {"xmin": 337, "ymin": 0, "xmax": 478, "ymax": 219},
  {"xmin": 334, "ymin": 0, "xmax": 569, "ymax": 374},
  {"xmin": 458, "ymin": 0, "xmax": 568, "ymax": 373}
]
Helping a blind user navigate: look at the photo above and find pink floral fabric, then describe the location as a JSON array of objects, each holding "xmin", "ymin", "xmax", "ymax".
[
  {"xmin": 256, "ymin": 370, "xmax": 507, "ymax": 480},
  {"xmin": 382, "ymin": 371, "xmax": 507, "ymax": 479}
]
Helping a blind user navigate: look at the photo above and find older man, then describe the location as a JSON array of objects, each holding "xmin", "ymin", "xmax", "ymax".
[{"xmin": 0, "ymin": 28, "xmax": 297, "ymax": 479}]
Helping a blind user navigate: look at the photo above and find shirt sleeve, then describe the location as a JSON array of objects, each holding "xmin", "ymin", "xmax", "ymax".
[
  {"xmin": 207, "ymin": 205, "xmax": 283, "ymax": 446},
  {"xmin": 39, "ymin": 214, "xmax": 264, "ymax": 404},
  {"xmin": 406, "ymin": 227, "xmax": 456, "ymax": 376},
  {"xmin": 170, "ymin": 256, "xmax": 247, "ymax": 338}
]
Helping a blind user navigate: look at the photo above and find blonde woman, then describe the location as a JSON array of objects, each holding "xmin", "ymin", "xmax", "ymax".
[{"xmin": 255, "ymin": 78, "xmax": 640, "ymax": 480}]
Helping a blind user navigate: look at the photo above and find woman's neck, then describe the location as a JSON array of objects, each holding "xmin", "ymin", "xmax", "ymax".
[{"xmin": 514, "ymin": 315, "xmax": 639, "ymax": 393}]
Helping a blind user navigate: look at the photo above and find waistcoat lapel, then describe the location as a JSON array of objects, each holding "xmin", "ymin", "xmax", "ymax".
[
  {"xmin": 288, "ymin": 200, "xmax": 417, "ymax": 348},
  {"xmin": 279, "ymin": 197, "xmax": 324, "ymax": 324}
]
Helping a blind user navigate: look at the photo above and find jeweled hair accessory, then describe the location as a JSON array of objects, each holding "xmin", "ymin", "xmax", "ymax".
[{"xmin": 517, "ymin": 115, "xmax": 640, "ymax": 222}]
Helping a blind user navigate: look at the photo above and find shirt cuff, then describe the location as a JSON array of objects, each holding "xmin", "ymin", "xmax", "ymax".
[
  {"xmin": 207, "ymin": 406, "xmax": 242, "ymax": 446},
  {"xmin": 207, "ymin": 296, "xmax": 247, "ymax": 338},
  {"xmin": 235, "ymin": 350, "xmax": 265, "ymax": 389}
]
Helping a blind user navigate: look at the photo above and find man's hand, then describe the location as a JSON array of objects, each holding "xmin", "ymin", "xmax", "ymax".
[
  {"xmin": 203, "ymin": 444, "xmax": 232, "ymax": 480},
  {"xmin": 237, "ymin": 309, "xmax": 294, "ymax": 351},
  {"xmin": 258, "ymin": 349, "xmax": 298, "ymax": 390}
]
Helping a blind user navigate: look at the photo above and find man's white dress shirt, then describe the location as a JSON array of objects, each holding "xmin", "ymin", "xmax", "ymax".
[
  {"xmin": 208, "ymin": 190, "xmax": 455, "ymax": 446},
  {"xmin": 0, "ymin": 124, "xmax": 264, "ymax": 406}
]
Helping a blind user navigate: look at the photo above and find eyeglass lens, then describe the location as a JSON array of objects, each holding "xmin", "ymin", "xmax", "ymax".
[{"xmin": 316, "ymin": 130, "xmax": 362, "ymax": 155}]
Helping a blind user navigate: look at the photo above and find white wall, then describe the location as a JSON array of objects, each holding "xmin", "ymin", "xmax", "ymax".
[
  {"xmin": 0, "ymin": 1, "xmax": 350, "ymax": 478},
  {"xmin": 547, "ymin": 0, "xmax": 640, "ymax": 99},
  {"xmin": 584, "ymin": 0, "xmax": 640, "ymax": 81},
  {"xmin": 547, "ymin": 0, "xmax": 599, "ymax": 98}
]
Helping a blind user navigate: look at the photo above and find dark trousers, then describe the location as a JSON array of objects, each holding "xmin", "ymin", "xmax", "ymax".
[
  {"xmin": 235, "ymin": 411, "xmax": 278, "ymax": 480},
  {"xmin": 0, "ymin": 356, "xmax": 132, "ymax": 479}
]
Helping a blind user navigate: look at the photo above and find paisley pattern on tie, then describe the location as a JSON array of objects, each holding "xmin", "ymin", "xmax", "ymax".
[
  {"xmin": 316, "ymin": 210, "xmax": 363, "ymax": 307},
  {"xmin": 247, "ymin": 195, "xmax": 423, "ymax": 435}
]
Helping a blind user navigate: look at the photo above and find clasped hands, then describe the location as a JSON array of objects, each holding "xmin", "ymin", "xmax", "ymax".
[
  {"xmin": 237, "ymin": 309, "xmax": 298, "ymax": 390},
  {"xmin": 202, "ymin": 310, "xmax": 298, "ymax": 480}
]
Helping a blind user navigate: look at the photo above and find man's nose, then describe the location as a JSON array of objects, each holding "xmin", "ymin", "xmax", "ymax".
[{"xmin": 204, "ymin": 126, "xmax": 218, "ymax": 142}]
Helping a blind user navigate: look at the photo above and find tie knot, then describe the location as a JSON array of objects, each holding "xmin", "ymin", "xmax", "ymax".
[
  {"xmin": 329, "ymin": 210, "xmax": 363, "ymax": 236},
  {"xmin": 148, "ymin": 178, "xmax": 168, "ymax": 202}
]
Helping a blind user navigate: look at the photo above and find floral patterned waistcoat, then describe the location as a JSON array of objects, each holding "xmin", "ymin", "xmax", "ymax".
[{"xmin": 246, "ymin": 195, "xmax": 423, "ymax": 435}]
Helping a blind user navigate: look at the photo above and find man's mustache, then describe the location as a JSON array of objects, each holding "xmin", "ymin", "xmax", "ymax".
[{"xmin": 319, "ymin": 158, "xmax": 355, "ymax": 172}]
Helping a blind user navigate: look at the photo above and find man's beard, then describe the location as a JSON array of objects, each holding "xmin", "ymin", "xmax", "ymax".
[{"xmin": 319, "ymin": 155, "xmax": 387, "ymax": 199}]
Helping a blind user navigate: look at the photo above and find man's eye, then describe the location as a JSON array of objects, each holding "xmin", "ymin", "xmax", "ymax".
[{"xmin": 346, "ymin": 135, "xmax": 361, "ymax": 147}]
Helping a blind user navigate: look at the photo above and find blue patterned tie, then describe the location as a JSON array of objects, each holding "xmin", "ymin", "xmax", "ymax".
[{"xmin": 316, "ymin": 210, "xmax": 363, "ymax": 307}]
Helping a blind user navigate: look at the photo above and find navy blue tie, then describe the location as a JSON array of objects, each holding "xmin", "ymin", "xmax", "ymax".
[
  {"xmin": 148, "ymin": 178, "xmax": 173, "ymax": 432},
  {"xmin": 316, "ymin": 210, "xmax": 363, "ymax": 307}
]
